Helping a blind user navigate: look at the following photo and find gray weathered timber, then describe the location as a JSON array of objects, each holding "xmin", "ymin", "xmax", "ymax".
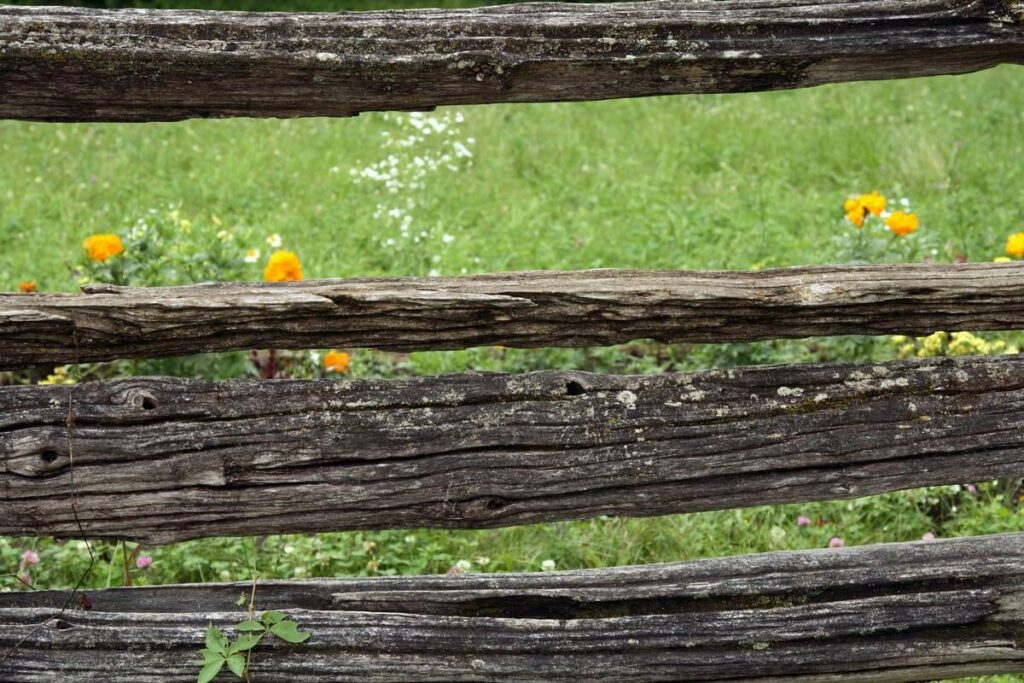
[
  {"xmin": 3, "ymin": 354, "xmax": 1024, "ymax": 544},
  {"xmin": 4, "ymin": 263, "xmax": 1024, "ymax": 371},
  {"xmin": 1, "ymin": 534, "xmax": 1023, "ymax": 681},
  {"xmin": 1, "ymin": 0, "xmax": 1023, "ymax": 122}
]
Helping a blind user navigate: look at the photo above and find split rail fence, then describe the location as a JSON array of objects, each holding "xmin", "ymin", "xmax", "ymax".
[{"xmin": 2, "ymin": 1, "xmax": 1024, "ymax": 680}]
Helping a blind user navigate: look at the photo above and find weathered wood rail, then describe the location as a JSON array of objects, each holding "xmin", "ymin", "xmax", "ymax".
[
  {"xmin": 3, "ymin": 354, "xmax": 1023, "ymax": 544},
  {"xmin": 4, "ymin": 262, "xmax": 1024, "ymax": 371},
  {"xmin": 2, "ymin": 0, "xmax": 1024, "ymax": 122},
  {"xmin": 2, "ymin": 534, "xmax": 1023, "ymax": 681}
]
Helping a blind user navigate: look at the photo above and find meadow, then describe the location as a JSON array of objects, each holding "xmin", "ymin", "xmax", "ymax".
[{"xmin": 2, "ymin": 6, "xmax": 1024, "ymax": 681}]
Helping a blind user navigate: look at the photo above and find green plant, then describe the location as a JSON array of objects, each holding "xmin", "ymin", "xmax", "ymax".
[{"xmin": 199, "ymin": 610, "xmax": 310, "ymax": 682}]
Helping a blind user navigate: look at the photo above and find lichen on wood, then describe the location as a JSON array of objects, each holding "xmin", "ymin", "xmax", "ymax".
[
  {"xmin": 3, "ymin": 263, "xmax": 1024, "ymax": 371},
  {"xmin": 1, "ymin": 0, "xmax": 1023, "ymax": 122},
  {"xmin": 1, "ymin": 534, "xmax": 1022, "ymax": 680},
  {"xmin": 3, "ymin": 354, "xmax": 1024, "ymax": 544}
]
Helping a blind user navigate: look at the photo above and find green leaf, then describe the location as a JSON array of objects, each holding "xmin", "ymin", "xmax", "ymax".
[
  {"xmin": 260, "ymin": 611, "xmax": 286, "ymax": 626},
  {"xmin": 197, "ymin": 659, "xmax": 224, "ymax": 683},
  {"xmin": 205, "ymin": 625, "xmax": 227, "ymax": 654},
  {"xmin": 228, "ymin": 634, "xmax": 263, "ymax": 654},
  {"xmin": 234, "ymin": 620, "xmax": 265, "ymax": 632},
  {"xmin": 199, "ymin": 648, "xmax": 222, "ymax": 665},
  {"xmin": 225, "ymin": 654, "xmax": 247, "ymax": 679},
  {"xmin": 235, "ymin": 593, "xmax": 248, "ymax": 607},
  {"xmin": 269, "ymin": 620, "xmax": 311, "ymax": 644}
]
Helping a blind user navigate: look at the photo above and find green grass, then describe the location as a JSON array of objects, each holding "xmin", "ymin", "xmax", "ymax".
[
  {"xmin": 3, "ymin": 68, "xmax": 1024, "ymax": 290},
  {"xmin": 1, "ymin": 6, "xmax": 1023, "ymax": 679}
]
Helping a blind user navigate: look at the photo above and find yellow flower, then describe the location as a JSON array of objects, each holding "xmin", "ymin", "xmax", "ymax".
[
  {"xmin": 264, "ymin": 250, "xmax": 303, "ymax": 282},
  {"xmin": 845, "ymin": 209, "xmax": 865, "ymax": 228},
  {"xmin": 859, "ymin": 191, "xmax": 886, "ymax": 216},
  {"xmin": 82, "ymin": 234, "xmax": 124, "ymax": 262},
  {"xmin": 1006, "ymin": 232, "xmax": 1024, "ymax": 258},
  {"xmin": 18, "ymin": 281, "xmax": 37, "ymax": 293},
  {"xmin": 324, "ymin": 350, "xmax": 351, "ymax": 373},
  {"xmin": 994, "ymin": 256, "xmax": 1013, "ymax": 263},
  {"xmin": 885, "ymin": 211, "xmax": 919, "ymax": 237}
]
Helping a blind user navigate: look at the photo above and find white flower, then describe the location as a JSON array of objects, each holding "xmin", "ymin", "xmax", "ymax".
[
  {"xmin": 428, "ymin": 269, "xmax": 441, "ymax": 277},
  {"xmin": 475, "ymin": 556, "xmax": 490, "ymax": 567},
  {"xmin": 266, "ymin": 233, "xmax": 283, "ymax": 248},
  {"xmin": 244, "ymin": 248, "xmax": 260, "ymax": 264},
  {"xmin": 442, "ymin": 233, "xmax": 455, "ymax": 244},
  {"xmin": 455, "ymin": 559, "xmax": 472, "ymax": 572},
  {"xmin": 219, "ymin": 570, "xmax": 232, "ymax": 582},
  {"xmin": 541, "ymin": 559, "xmax": 556, "ymax": 572}
]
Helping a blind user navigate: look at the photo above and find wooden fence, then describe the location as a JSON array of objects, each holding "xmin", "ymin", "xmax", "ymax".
[{"xmin": 1, "ymin": 1, "xmax": 1023, "ymax": 681}]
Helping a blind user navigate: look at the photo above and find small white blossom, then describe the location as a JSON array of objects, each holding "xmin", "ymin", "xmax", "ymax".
[
  {"xmin": 266, "ymin": 233, "xmax": 283, "ymax": 248},
  {"xmin": 541, "ymin": 559, "xmax": 556, "ymax": 572},
  {"xmin": 243, "ymin": 248, "xmax": 261, "ymax": 264}
]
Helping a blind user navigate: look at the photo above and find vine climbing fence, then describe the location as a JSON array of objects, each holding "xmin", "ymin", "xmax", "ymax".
[{"xmin": 2, "ymin": 1, "xmax": 1024, "ymax": 680}]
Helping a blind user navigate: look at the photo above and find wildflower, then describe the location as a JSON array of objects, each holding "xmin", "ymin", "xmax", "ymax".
[
  {"xmin": 179, "ymin": 219, "xmax": 192, "ymax": 233},
  {"xmin": 859, "ymin": 191, "xmax": 886, "ymax": 216},
  {"xmin": 135, "ymin": 555, "xmax": 153, "ymax": 570},
  {"xmin": 264, "ymin": 250, "xmax": 303, "ymax": 282},
  {"xmin": 994, "ymin": 256, "xmax": 1012, "ymax": 263},
  {"xmin": 845, "ymin": 209, "xmax": 865, "ymax": 228},
  {"xmin": 884, "ymin": 211, "xmax": 919, "ymax": 237},
  {"xmin": 18, "ymin": 281, "xmax": 36, "ymax": 293},
  {"xmin": 266, "ymin": 233, "xmax": 283, "ymax": 248},
  {"xmin": 324, "ymin": 350, "xmax": 351, "ymax": 373},
  {"xmin": 967, "ymin": 483, "xmax": 978, "ymax": 493},
  {"xmin": 455, "ymin": 559, "xmax": 472, "ymax": 572},
  {"xmin": 828, "ymin": 537, "xmax": 845, "ymax": 549},
  {"xmin": 1006, "ymin": 232, "xmax": 1024, "ymax": 258},
  {"xmin": 920, "ymin": 532, "xmax": 936, "ymax": 542},
  {"xmin": 82, "ymin": 234, "xmax": 124, "ymax": 262},
  {"xmin": 219, "ymin": 570, "xmax": 232, "ymax": 582},
  {"xmin": 475, "ymin": 556, "xmax": 490, "ymax": 568},
  {"xmin": 20, "ymin": 549, "xmax": 39, "ymax": 567},
  {"xmin": 243, "ymin": 248, "xmax": 261, "ymax": 264},
  {"xmin": 796, "ymin": 515, "xmax": 811, "ymax": 527},
  {"xmin": 541, "ymin": 559, "xmax": 556, "ymax": 572}
]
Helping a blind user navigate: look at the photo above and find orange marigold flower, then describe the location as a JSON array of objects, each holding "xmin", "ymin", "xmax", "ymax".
[
  {"xmin": 324, "ymin": 350, "xmax": 351, "ymax": 373},
  {"xmin": 18, "ymin": 281, "xmax": 37, "ymax": 293},
  {"xmin": 843, "ymin": 197, "xmax": 866, "ymax": 228},
  {"xmin": 264, "ymin": 250, "xmax": 303, "ymax": 282},
  {"xmin": 82, "ymin": 234, "xmax": 124, "ymax": 262},
  {"xmin": 859, "ymin": 191, "xmax": 886, "ymax": 216},
  {"xmin": 1006, "ymin": 232, "xmax": 1024, "ymax": 258},
  {"xmin": 885, "ymin": 211, "xmax": 919, "ymax": 237}
]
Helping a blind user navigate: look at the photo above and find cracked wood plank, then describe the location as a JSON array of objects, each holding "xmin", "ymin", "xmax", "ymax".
[
  {"xmin": 3, "ymin": 263, "xmax": 1024, "ymax": 371},
  {"xmin": 1, "ymin": 0, "xmax": 1023, "ymax": 122},
  {"xmin": 1, "ymin": 534, "xmax": 1023, "ymax": 681},
  {"xmin": 3, "ymin": 354, "xmax": 1024, "ymax": 544}
]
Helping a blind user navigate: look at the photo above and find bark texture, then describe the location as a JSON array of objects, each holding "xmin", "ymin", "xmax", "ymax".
[
  {"xmin": 1, "ymin": 534, "xmax": 1023, "ymax": 681},
  {"xmin": 4, "ymin": 263, "xmax": 1024, "ymax": 371},
  {"xmin": 3, "ymin": 354, "xmax": 1024, "ymax": 544},
  {"xmin": 1, "ymin": 0, "xmax": 1023, "ymax": 122}
]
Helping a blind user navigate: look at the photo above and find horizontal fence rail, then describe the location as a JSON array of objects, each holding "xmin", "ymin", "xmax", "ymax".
[
  {"xmin": 1, "ymin": 534, "xmax": 1023, "ymax": 680},
  {"xmin": 3, "ymin": 263, "xmax": 1024, "ymax": 371},
  {"xmin": 0, "ymin": 1, "xmax": 1022, "ymax": 122},
  {"xmin": 3, "ymin": 354, "xmax": 1023, "ymax": 544}
]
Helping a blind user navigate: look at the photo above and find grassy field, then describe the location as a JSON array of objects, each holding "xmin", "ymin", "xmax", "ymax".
[{"xmin": 2, "ymin": 5, "xmax": 1024, "ymax": 678}]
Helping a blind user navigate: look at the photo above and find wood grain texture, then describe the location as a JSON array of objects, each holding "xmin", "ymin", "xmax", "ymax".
[
  {"xmin": 1, "ymin": 0, "xmax": 1023, "ymax": 122},
  {"xmin": 1, "ymin": 534, "xmax": 1023, "ymax": 681},
  {"xmin": 4, "ymin": 263, "xmax": 1024, "ymax": 371},
  {"xmin": 4, "ymin": 354, "xmax": 1024, "ymax": 544}
]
